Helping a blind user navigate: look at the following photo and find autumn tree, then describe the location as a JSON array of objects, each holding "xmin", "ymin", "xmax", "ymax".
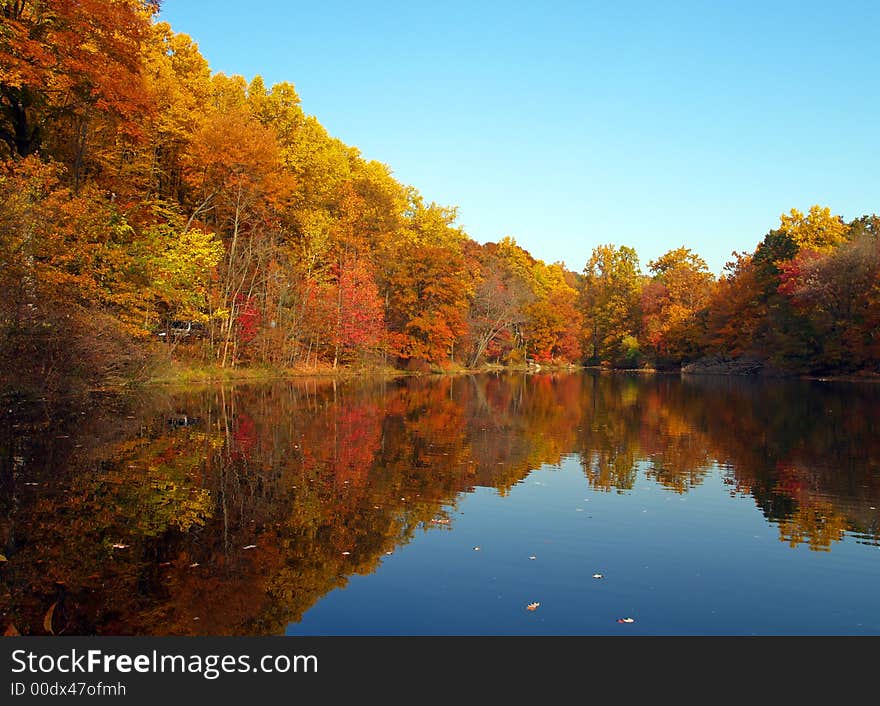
[
  {"xmin": 777, "ymin": 205, "xmax": 849, "ymax": 253},
  {"xmin": 329, "ymin": 258, "xmax": 385, "ymax": 367},
  {"xmin": 641, "ymin": 247, "xmax": 714, "ymax": 364},
  {"xmin": 580, "ymin": 244, "xmax": 642, "ymax": 365},
  {"xmin": 0, "ymin": 0, "xmax": 156, "ymax": 194},
  {"xmin": 0, "ymin": 155, "xmax": 224, "ymax": 391},
  {"xmin": 778, "ymin": 228, "xmax": 880, "ymax": 371},
  {"xmin": 139, "ymin": 21, "xmax": 212, "ymax": 201},
  {"xmin": 743, "ymin": 207, "xmax": 850, "ymax": 367},
  {"xmin": 465, "ymin": 242, "xmax": 534, "ymax": 366},
  {"xmin": 383, "ymin": 197, "xmax": 473, "ymax": 366},
  {"xmin": 181, "ymin": 77, "xmax": 293, "ymax": 366},
  {"xmin": 703, "ymin": 252, "xmax": 764, "ymax": 357},
  {"xmin": 523, "ymin": 262, "xmax": 582, "ymax": 363}
]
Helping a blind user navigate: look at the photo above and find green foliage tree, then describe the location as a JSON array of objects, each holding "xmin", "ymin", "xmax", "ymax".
[{"xmin": 580, "ymin": 244, "xmax": 642, "ymax": 365}]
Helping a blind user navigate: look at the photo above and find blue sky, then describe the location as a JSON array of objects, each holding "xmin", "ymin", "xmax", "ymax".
[{"xmin": 158, "ymin": 1, "xmax": 879, "ymax": 275}]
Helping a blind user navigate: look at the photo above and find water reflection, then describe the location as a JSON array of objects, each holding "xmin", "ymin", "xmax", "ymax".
[{"xmin": 1, "ymin": 373, "xmax": 878, "ymax": 635}]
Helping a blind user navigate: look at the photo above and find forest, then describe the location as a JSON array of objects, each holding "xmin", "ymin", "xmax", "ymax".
[{"xmin": 1, "ymin": 1, "xmax": 878, "ymax": 395}]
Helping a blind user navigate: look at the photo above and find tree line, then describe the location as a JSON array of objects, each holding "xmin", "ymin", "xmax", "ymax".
[{"xmin": 1, "ymin": 2, "xmax": 877, "ymax": 392}]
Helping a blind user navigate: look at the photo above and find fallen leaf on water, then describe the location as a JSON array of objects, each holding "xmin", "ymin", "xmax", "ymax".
[
  {"xmin": 242, "ymin": 545, "xmax": 257, "ymax": 550},
  {"xmin": 592, "ymin": 573, "xmax": 604, "ymax": 579},
  {"xmin": 4, "ymin": 623, "xmax": 20, "ymax": 636},
  {"xmin": 43, "ymin": 602, "xmax": 56, "ymax": 635},
  {"xmin": 529, "ymin": 556, "xmax": 537, "ymax": 560},
  {"xmin": 111, "ymin": 543, "xmax": 128, "ymax": 549},
  {"xmin": 189, "ymin": 563, "xmax": 199, "ymax": 568},
  {"xmin": 431, "ymin": 518, "xmax": 450, "ymax": 525},
  {"xmin": 526, "ymin": 602, "xmax": 540, "ymax": 611},
  {"xmin": 473, "ymin": 546, "xmax": 481, "ymax": 551},
  {"xmin": 617, "ymin": 617, "xmax": 635, "ymax": 624},
  {"xmin": 341, "ymin": 551, "xmax": 351, "ymax": 556}
]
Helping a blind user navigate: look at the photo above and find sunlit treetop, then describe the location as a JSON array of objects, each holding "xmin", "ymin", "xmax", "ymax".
[{"xmin": 778, "ymin": 205, "xmax": 849, "ymax": 253}]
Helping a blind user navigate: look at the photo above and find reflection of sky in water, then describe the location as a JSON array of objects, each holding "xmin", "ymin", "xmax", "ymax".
[
  {"xmin": 290, "ymin": 458, "xmax": 880, "ymax": 636},
  {"xmin": 3, "ymin": 373, "xmax": 880, "ymax": 636}
]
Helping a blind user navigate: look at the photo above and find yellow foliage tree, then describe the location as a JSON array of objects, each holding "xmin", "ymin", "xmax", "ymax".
[{"xmin": 778, "ymin": 205, "xmax": 848, "ymax": 253}]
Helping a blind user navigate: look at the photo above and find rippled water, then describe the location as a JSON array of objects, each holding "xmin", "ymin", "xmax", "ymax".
[{"xmin": 1, "ymin": 373, "xmax": 878, "ymax": 635}]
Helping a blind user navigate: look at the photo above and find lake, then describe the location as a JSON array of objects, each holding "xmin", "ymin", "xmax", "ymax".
[{"xmin": 1, "ymin": 372, "xmax": 878, "ymax": 636}]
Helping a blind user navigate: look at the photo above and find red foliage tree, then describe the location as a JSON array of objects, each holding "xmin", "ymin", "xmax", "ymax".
[{"xmin": 333, "ymin": 259, "xmax": 385, "ymax": 365}]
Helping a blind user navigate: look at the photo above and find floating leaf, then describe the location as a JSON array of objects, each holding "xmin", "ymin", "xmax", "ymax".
[
  {"xmin": 617, "ymin": 617, "xmax": 635, "ymax": 624},
  {"xmin": 341, "ymin": 551, "xmax": 351, "ymax": 556},
  {"xmin": 431, "ymin": 518, "xmax": 450, "ymax": 525},
  {"xmin": 242, "ymin": 545, "xmax": 257, "ymax": 550},
  {"xmin": 43, "ymin": 602, "xmax": 56, "ymax": 635},
  {"xmin": 111, "ymin": 543, "xmax": 129, "ymax": 549},
  {"xmin": 526, "ymin": 602, "xmax": 540, "ymax": 611},
  {"xmin": 529, "ymin": 556, "xmax": 537, "ymax": 560},
  {"xmin": 592, "ymin": 573, "xmax": 604, "ymax": 579},
  {"xmin": 473, "ymin": 546, "xmax": 481, "ymax": 551}
]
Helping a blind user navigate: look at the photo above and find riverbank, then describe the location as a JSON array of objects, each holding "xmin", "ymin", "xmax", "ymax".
[
  {"xmin": 146, "ymin": 360, "xmax": 409, "ymax": 386},
  {"xmin": 680, "ymin": 355, "xmax": 880, "ymax": 383},
  {"xmin": 146, "ymin": 359, "xmax": 588, "ymax": 387},
  {"xmin": 147, "ymin": 360, "xmax": 880, "ymax": 387}
]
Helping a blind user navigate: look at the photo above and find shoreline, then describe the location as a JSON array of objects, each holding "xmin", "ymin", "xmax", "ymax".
[
  {"xmin": 133, "ymin": 363, "xmax": 880, "ymax": 388},
  {"xmin": 5, "ymin": 362, "xmax": 878, "ymax": 402}
]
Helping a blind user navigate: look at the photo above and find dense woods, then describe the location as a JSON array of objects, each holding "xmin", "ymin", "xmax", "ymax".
[{"xmin": 1, "ymin": 1, "xmax": 877, "ymax": 394}]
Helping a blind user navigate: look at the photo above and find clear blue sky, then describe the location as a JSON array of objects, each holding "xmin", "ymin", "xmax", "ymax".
[{"xmin": 158, "ymin": 0, "xmax": 879, "ymax": 275}]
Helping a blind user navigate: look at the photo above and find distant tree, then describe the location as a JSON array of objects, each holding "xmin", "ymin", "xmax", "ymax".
[
  {"xmin": 641, "ymin": 247, "xmax": 714, "ymax": 364},
  {"xmin": 580, "ymin": 244, "xmax": 642, "ymax": 365},
  {"xmin": 466, "ymin": 249, "xmax": 533, "ymax": 366}
]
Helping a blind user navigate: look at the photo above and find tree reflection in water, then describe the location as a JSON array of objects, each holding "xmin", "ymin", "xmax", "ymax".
[{"xmin": 1, "ymin": 373, "xmax": 878, "ymax": 635}]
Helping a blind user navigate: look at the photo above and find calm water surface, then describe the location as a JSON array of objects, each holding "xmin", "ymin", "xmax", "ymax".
[{"xmin": 1, "ymin": 373, "xmax": 878, "ymax": 635}]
